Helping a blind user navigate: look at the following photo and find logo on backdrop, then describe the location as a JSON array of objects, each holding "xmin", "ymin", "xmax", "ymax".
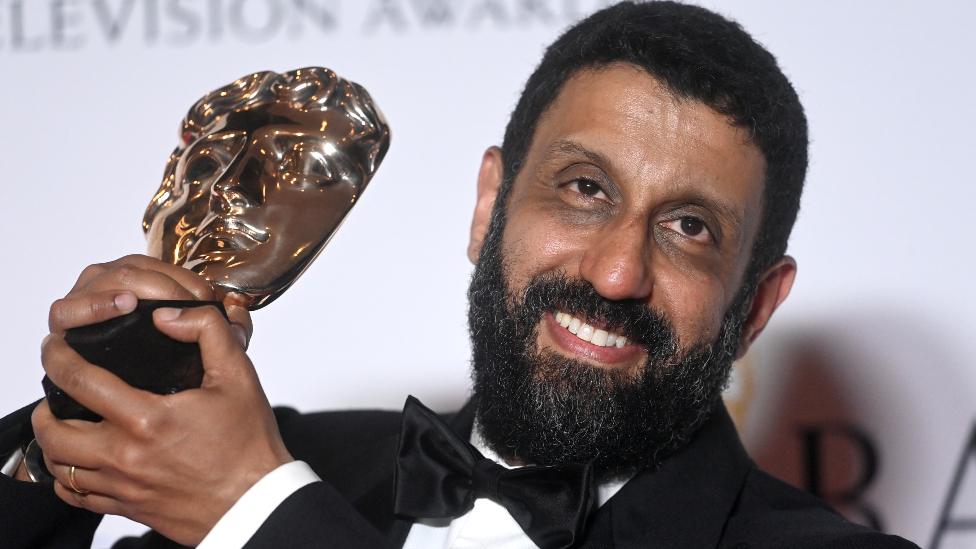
[
  {"xmin": 726, "ymin": 361, "xmax": 882, "ymax": 531},
  {"xmin": 931, "ymin": 423, "xmax": 976, "ymax": 548},
  {"xmin": 0, "ymin": 0, "xmax": 612, "ymax": 51},
  {"xmin": 726, "ymin": 349, "xmax": 976, "ymax": 547}
]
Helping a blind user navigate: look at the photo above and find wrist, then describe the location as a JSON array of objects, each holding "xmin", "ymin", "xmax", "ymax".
[
  {"xmin": 13, "ymin": 460, "xmax": 31, "ymax": 482},
  {"xmin": 21, "ymin": 439, "xmax": 55, "ymax": 483}
]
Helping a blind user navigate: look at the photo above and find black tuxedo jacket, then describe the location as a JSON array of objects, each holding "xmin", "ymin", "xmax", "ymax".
[{"xmin": 1, "ymin": 399, "xmax": 918, "ymax": 548}]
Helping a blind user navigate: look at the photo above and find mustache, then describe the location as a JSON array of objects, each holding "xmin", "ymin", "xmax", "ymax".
[{"xmin": 517, "ymin": 273, "xmax": 678, "ymax": 354}]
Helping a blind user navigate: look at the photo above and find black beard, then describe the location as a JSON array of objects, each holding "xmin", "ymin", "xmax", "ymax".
[{"xmin": 467, "ymin": 205, "xmax": 752, "ymax": 480}]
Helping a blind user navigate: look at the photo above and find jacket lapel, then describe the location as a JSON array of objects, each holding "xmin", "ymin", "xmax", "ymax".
[
  {"xmin": 335, "ymin": 399, "xmax": 749, "ymax": 549},
  {"xmin": 583, "ymin": 405, "xmax": 751, "ymax": 549}
]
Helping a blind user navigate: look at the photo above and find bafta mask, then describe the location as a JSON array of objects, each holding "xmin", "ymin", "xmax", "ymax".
[{"xmin": 143, "ymin": 67, "xmax": 391, "ymax": 309}]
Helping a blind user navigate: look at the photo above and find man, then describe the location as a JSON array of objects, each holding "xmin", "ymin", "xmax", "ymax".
[{"xmin": 1, "ymin": 2, "xmax": 918, "ymax": 548}]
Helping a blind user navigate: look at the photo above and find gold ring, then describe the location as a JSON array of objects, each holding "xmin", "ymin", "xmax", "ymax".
[{"xmin": 67, "ymin": 465, "xmax": 90, "ymax": 495}]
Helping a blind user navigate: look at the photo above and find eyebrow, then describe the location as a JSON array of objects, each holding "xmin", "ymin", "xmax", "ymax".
[{"xmin": 545, "ymin": 139, "xmax": 609, "ymax": 166}]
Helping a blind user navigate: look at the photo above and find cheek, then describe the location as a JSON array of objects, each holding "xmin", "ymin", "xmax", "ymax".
[
  {"xmin": 270, "ymin": 185, "xmax": 358, "ymax": 239},
  {"xmin": 501, "ymin": 202, "xmax": 591, "ymax": 289},
  {"xmin": 653, "ymin": 268, "xmax": 729, "ymax": 347}
]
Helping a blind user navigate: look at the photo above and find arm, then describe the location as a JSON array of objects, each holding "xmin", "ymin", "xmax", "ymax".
[
  {"xmin": 0, "ymin": 402, "xmax": 102, "ymax": 548},
  {"xmin": 0, "ymin": 255, "xmax": 226, "ymax": 547},
  {"xmin": 31, "ymin": 255, "xmax": 391, "ymax": 547},
  {"xmin": 243, "ymin": 480, "xmax": 396, "ymax": 549},
  {"xmin": 3, "ymin": 404, "xmax": 393, "ymax": 548}
]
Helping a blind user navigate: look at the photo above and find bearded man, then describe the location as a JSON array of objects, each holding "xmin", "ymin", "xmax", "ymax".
[{"xmin": 1, "ymin": 2, "xmax": 918, "ymax": 548}]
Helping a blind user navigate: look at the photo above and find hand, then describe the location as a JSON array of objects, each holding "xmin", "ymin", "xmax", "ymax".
[
  {"xmin": 47, "ymin": 254, "xmax": 251, "ymax": 347},
  {"xmin": 31, "ymin": 255, "xmax": 290, "ymax": 545}
]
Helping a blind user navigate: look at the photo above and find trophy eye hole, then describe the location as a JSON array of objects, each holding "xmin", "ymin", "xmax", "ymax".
[
  {"xmin": 186, "ymin": 156, "xmax": 220, "ymax": 182},
  {"xmin": 306, "ymin": 154, "xmax": 335, "ymax": 182}
]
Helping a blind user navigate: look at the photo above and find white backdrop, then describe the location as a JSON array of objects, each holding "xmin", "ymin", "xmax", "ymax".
[{"xmin": 2, "ymin": 1, "xmax": 974, "ymax": 547}]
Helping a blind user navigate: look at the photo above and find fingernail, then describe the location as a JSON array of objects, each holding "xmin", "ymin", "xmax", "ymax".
[
  {"xmin": 155, "ymin": 307, "xmax": 182, "ymax": 321},
  {"xmin": 114, "ymin": 293, "xmax": 137, "ymax": 313},
  {"xmin": 223, "ymin": 292, "xmax": 251, "ymax": 308},
  {"xmin": 231, "ymin": 325, "xmax": 249, "ymax": 350}
]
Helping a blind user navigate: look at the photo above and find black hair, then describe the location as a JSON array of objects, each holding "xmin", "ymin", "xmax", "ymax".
[{"xmin": 500, "ymin": 1, "xmax": 808, "ymax": 281}]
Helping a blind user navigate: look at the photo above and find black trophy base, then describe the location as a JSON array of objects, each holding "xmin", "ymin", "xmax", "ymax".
[{"xmin": 42, "ymin": 299, "xmax": 227, "ymax": 422}]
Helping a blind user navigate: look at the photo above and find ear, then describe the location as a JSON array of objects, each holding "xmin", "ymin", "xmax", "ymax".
[
  {"xmin": 467, "ymin": 146, "xmax": 504, "ymax": 264},
  {"xmin": 735, "ymin": 256, "xmax": 797, "ymax": 359}
]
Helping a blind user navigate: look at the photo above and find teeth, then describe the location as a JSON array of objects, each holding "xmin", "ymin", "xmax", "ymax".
[
  {"xmin": 553, "ymin": 311, "xmax": 629, "ymax": 348},
  {"xmin": 568, "ymin": 318, "xmax": 581, "ymax": 334}
]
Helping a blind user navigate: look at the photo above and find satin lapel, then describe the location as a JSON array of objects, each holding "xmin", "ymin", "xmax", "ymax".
[
  {"xmin": 589, "ymin": 405, "xmax": 751, "ymax": 549},
  {"xmin": 318, "ymin": 422, "xmax": 408, "ymax": 546}
]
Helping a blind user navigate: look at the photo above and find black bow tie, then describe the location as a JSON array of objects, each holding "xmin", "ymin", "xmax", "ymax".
[{"xmin": 393, "ymin": 396, "xmax": 595, "ymax": 549}]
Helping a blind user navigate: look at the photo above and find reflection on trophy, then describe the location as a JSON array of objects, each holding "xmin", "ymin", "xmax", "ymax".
[
  {"xmin": 44, "ymin": 67, "xmax": 391, "ymax": 421},
  {"xmin": 148, "ymin": 66, "xmax": 391, "ymax": 308}
]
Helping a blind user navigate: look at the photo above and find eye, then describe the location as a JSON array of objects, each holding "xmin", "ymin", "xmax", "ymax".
[
  {"xmin": 281, "ymin": 148, "xmax": 340, "ymax": 187},
  {"xmin": 663, "ymin": 216, "xmax": 713, "ymax": 243},
  {"xmin": 565, "ymin": 178, "xmax": 609, "ymax": 200},
  {"xmin": 185, "ymin": 156, "xmax": 219, "ymax": 183},
  {"xmin": 303, "ymin": 151, "xmax": 336, "ymax": 183}
]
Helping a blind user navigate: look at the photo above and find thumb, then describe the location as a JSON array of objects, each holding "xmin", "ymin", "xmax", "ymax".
[{"xmin": 152, "ymin": 306, "xmax": 254, "ymax": 382}]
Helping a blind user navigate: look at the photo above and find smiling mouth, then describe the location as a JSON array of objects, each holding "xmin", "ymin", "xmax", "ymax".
[
  {"xmin": 553, "ymin": 310, "xmax": 630, "ymax": 348},
  {"xmin": 542, "ymin": 310, "xmax": 645, "ymax": 368}
]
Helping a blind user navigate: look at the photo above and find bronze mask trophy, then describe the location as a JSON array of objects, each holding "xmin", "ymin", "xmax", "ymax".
[{"xmin": 41, "ymin": 67, "xmax": 391, "ymax": 422}]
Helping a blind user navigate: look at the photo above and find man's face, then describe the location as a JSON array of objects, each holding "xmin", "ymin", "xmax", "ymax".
[
  {"xmin": 468, "ymin": 63, "xmax": 786, "ymax": 475},
  {"xmin": 146, "ymin": 102, "xmax": 369, "ymax": 308}
]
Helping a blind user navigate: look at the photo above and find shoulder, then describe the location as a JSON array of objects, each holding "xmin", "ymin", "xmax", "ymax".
[
  {"xmin": 721, "ymin": 467, "xmax": 919, "ymax": 549},
  {"xmin": 273, "ymin": 406, "xmax": 403, "ymax": 442},
  {"xmin": 272, "ymin": 406, "xmax": 403, "ymax": 469}
]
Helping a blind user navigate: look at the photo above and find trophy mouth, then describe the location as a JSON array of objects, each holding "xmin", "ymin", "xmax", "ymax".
[
  {"xmin": 182, "ymin": 217, "xmax": 270, "ymax": 270},
  {"xmin": 195, "ymin": 217, "xmax": 270, "ymax": 249}
]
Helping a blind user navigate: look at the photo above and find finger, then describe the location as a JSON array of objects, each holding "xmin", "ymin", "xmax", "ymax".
[
  {"xmin": 74, "ymin": 255, "xmax": 214, "ymax": 301},
  {"xmin": 54, "ymin": 478, "xmax": 126, "ymax": 515},
  {"xmin": 48, "ymin": 290, "xmax": 138, "ymax": 333},
  {"xmin": 222, "ymin": 293, "xmax": 253, "ymax": 350},
  {"xmin": 52, "ymin": 463, "xmax": 96, "ymax": 495},
  {"xmin": 70, "ymin": 266, "xmax": 205, "ymax": 302},
  {"xmin": 33, "ymin": 402, "xmax": 108, "ymax": 471},
  {"xmin": 41, "ymin": 334, "xmax": 159, "ymax": 428},
  {"xmin": 48, "ymin": 462, "xmax": 101, "ymax": 498},
  {"xmin": 153, "ymin": 306, "xmax": 254, "ymax": 382}
]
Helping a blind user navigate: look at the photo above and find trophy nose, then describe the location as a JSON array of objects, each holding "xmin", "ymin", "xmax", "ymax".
[
  {"xmin": 211, "ymin": 182, "xmax": 256, "ymax": 216},
  {"xmin": 211, "ymin": 158, "xmax": 262, "ymax": 214}
]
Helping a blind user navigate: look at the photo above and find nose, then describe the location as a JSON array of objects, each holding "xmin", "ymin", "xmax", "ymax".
[
  {"xmin": 211, "ymin": 177, "xmax": 245, "ymax": 214},
  {"xmin": 577, "ymin": 218, "xmax": 654, "ymax": 301},
  {"xmin": 211, "ymin": 156, "xmax": 260, "ymax": 212}
]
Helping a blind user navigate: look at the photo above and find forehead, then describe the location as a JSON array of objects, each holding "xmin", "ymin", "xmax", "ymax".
[
  {"xmin": 201, "ymin": 100, "xmax": 351, "ymax": 137},
  {"xmin": 527, "ymin": 63, "xmax": 766, "ymax": 232}
]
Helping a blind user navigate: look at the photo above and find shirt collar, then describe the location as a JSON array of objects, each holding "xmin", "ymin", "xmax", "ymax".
[{"xmin": 470, "ymin": 420, "xmax": 631, "ymax": 507}]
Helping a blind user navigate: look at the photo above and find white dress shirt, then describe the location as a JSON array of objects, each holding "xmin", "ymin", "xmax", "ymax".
[
  {"xmin": 2, "ymin": 449, "xmax": 23, "ymax": 477},
  {"xmin": 198, "ymin": 460, "xmax": 319, "ymax": 548}
]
